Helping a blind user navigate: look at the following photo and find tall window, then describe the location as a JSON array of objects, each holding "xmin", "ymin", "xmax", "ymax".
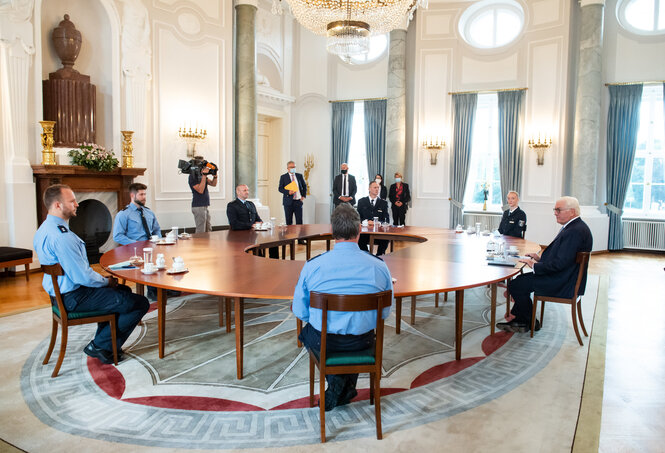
[
  {"xmin": 624, "ymin": 84, "xmax": 665, "ymax": 217},
  {"xmin": 464, "ymin": 93, "xmax": 502, "ymax": 211},
  {"xmin": 347, "ymin": 102, "xmax": 370, "ymax": 199}
]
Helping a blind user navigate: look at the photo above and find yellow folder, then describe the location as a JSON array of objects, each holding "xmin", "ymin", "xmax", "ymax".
[{"xmin": 284, "ymin": 180, "xmax": 298, "ymax": 192}]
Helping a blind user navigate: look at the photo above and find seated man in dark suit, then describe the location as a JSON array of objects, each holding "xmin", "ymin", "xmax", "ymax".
[
  {"xmin": 498, "ymin": 190, "xmax": 527, "ymax": 238},
  {"xmin": 357, "ymin": 181, "xmax": 391, "ymax": 256},
  {"xmin": 497, "ymin": 196, "xmax": 593, "ymax": 333},
  {"xmin": 226, "ymin": 184, "xmax": 278, "ymax": 259}
]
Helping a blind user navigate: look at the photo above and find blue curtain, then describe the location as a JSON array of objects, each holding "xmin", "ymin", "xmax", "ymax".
[
  {"xmin": 364, "ymin": 99, "xmax": 387, "ymax": 179},
  {"xmin": 606, "ymin": 84, "xmax": 643, "ymax": 250},
  {"xmin": 449, "ymin": 93, "xmax": 478, "ymax": 228},
  {"xmin": 331, "ymin": 101, "xmax": 355, "ymax": 205},
  {"xmin": 498, "ymin": 90, "xmax": 525, "ymax": 208}
]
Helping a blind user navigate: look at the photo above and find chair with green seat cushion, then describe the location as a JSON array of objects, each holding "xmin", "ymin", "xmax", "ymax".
[
  {"xmin": 307, "ymin": 290, "xmax": 392, "ymax": 443},
  {"xmin": 41, "ymin": 263, "xmax": 118, "ymax": 377}
]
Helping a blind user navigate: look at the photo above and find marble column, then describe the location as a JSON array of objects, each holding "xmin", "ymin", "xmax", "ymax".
[
  {"xmin": 235, "ymin": 1, "xmax": 258, "ymax": 193},
  {"xmin": 386, "ymin": 28, "xmax": 407, "ymax": 181},
  {"xmin": 571, "ymin": 0, "xmax": 605, "ymax": 205}
]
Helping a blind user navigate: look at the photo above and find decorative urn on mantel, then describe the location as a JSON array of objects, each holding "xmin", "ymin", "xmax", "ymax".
[{"xmin": 43, "ymin": 14, "xmax": 97, "ymax": 148}]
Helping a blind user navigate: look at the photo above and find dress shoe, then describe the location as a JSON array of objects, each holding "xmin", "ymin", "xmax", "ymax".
[
  {"xmin": 337, "ymin": 387, "xmax": 358, "ymax": 407},
  {"xmin": 323, "ymin": 379, "xmax": 345, "ymax": 411},
  {"xmin": 496, "ymin": 319, "xmax": 541, "ymax": 333},
  {"xmin": 83, "ymin": 341, "xmax": 115, "ymax": 365}
]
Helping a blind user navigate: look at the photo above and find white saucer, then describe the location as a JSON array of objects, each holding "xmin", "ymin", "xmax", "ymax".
[
  {"xmin": 156, "ymin": 264, "xmax": 167, "ymax": 270},
  {"xmin": 156, "ymin": 240, "xmax": 176, "ymax": 245},
  {"xmin": 178, "ymin": 233, "xmax": 191, "ymax": 239},
  {"xmin": 167, "ymin": 267, "xmax": 188, "ymax": 274},
  {"xmin": 141, "ymin": 268, "xmax": 158, "ymax": 275}
]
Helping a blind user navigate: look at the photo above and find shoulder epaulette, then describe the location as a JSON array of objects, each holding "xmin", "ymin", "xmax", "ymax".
[
  {"xmin": 58, "ymin": 225, "xmax": 68, "ymax": 233},
  {"xmin": 307, "ymin": 251, "xmax": 328, "ymax": 262},
  {"xmin": 362, "ymin": 250, "xmax": 384, "ymax": 261}
]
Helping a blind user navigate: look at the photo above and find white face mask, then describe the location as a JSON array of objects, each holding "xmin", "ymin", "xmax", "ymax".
[
  {"xmin": 375, "ymin": 179, "xmax": 382, "ymax": 184},
  {"xmin": 395, "ymin": 177, "xmax": 401, "ymax": 183}
]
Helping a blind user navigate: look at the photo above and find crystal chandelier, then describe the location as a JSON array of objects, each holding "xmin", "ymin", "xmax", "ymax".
[{"xmin": 272, "ymin": 0, "xmax": 427, "ymax": 60}]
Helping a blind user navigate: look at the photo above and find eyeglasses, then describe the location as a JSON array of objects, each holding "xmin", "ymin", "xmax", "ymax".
[{"xmin": 553, "ymin": 208, "xmax": 571, "ymax": 214}]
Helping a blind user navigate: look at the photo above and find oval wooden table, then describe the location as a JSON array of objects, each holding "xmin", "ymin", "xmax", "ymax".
[{"xmin": 100, "ymin": 225, "xmax": 540, "ymax": 379}]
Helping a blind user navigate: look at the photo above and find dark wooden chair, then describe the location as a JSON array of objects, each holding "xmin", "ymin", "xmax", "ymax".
[
  {"xmin": 307, "ymin": 290, "xmax": 392, "ymax": 442},
  {"xmin": 0, "ymin": 247, "xmax": 32, "ymax": 281},
  {"xmin": 530, "ymin": 252, "xmax": 590, "ymax": 345},
  {"xmin": 42, "ymin": 264, "xmax": 118, "ymax": 377}
]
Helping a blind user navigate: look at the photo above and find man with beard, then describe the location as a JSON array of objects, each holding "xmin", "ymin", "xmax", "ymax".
[
  {"xmin": 113, "ymin": 183, "xmax": 161, "ymax": 244},
  {"xmin": 34, "ymin": 184, "xmax": 149, "ymax": 365}
]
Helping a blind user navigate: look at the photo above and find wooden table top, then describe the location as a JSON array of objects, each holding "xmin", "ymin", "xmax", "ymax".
[{"xmin": 100, "ymin": 225, "xmax": 541, "ymax": 299}]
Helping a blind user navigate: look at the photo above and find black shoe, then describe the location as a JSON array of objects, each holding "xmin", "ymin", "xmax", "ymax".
[
  {"xmin": 83, "ymin": 341, "xmax": 115, "ymax": 365},
  {"xmin": 323, "ymin": 380, "xmax": 345, "ymax": 412},
  {"xmin": 166, "ymin": 289, "xmax": 181, "ymax": 297},
  {"xmin": 534, "ymin": 319, "xmax": 541, "ymax": 332},
  {"xmin": 337, "ymin": 387, "xmax": 358, "ymax": 407},
  {"xmin": 496, "ymin": 320, "xmax": 541, "ymax": 333}
]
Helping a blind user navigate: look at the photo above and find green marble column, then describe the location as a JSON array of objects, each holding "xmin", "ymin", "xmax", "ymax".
[
  {"xmin": 235, "ymin": 1, "xmax": 257, "ymax": 192},
  {"xmin": 386, "ymin": 28, "xmax": 407, "ymax": 181}
]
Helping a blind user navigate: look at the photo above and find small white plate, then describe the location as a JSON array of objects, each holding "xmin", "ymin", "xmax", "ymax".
[
  {"xmin": 178, "ymin": 233, "xmax": 191, "ymax": 239},
  {"xmin": 141, "ymin": 268, "xmax": 157, "ymax": 275},
  {"xmin": 156, "ymin": 240, "xmax": 176, "ymax": 245},
  {"xmin": 166, "ymin": 267, "xmax": 188, "ymax": 274},
  {"xmin": 156, "ymin": 264, "xmax": 167, "ymax": 270}
]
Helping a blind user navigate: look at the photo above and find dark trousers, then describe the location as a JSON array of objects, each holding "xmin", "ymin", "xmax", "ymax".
[
  {"xmin": 358, "ymin": 235, "xmax": 389, "ymax": 256},
  {"xmin": 284, "ymin": 200, "xmax": 303, "ymax": 225},
  {"xmin": 298, "ymin": 323, "xmax": 373, "ymax": 391},
  {"xmin": 59, "ymin": 284, "xmax": 149, "ymax": 352},
  {"xmin": 392, "ymin": 205, "xmax": 407, "ymax": 226},
  {"xmin": 507, "ymin": 272, "xmax": 536, "ymax": 323}
]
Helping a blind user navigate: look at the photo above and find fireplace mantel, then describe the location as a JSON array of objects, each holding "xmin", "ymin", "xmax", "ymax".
[{"xmin": 32, "ymin": 165, "xmax": 146, "ymax": 224}]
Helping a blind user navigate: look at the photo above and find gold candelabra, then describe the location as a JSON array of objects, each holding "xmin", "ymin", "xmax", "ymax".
[
  {"xmin": 121, "ymin": 131, "xmax": 134, "ymax": 168},
  {"xmin": 178, "ymin": 126, "xmax": 207, "ymax": 158},
  {"xmin": 303, "ymin": 153, "xmax": 314, "ymax": 195},
  {"xmin": 39, "ymin": 120, "xmax": 57, "ymax": 165},
  {"xmin": 421, "ymin": 136, "xmax": 446, "ymax": 165},
  {"xmin": 528, "ymin": 134, "xmax": 552, "ymax": 165}
]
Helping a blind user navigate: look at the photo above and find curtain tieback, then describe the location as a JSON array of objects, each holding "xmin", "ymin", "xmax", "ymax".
[
  {"xmin": 604, "ymin": 202, "xmax": 623, "ymax": 216},
  {"xmin": 448, "ymin": 198, "xmax": 464, "ymax": 209}
]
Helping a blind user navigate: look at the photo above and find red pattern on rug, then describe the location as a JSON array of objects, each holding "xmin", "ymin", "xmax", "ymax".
[
  {"xmin": 270, "ymin": 388, "xmax": 406, "ymax": 410},
  {"xmin": 410, "ymin": 357, "xmax": 484, "ymax": 389},
  {"xmin": 482, "ymin": 331, "xmax": 513, "ymax": 356},
  {"xmin": 123, "ymin": 396, "xmax": 265, "ymax": 412}
]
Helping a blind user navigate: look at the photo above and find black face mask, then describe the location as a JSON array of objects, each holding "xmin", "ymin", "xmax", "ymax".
[{"xmin": 341, "ymin": 169, "xmax": 348, "ymax": 174}]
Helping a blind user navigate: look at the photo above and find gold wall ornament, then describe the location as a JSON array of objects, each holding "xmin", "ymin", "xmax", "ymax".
[
  {"xmin": 39, "ymin": 120, "xmax": 57, "ymax": 165},
  {"xmin": 303, "ymin": 153, "xmax": 314, "ymax": 195},
  {"xmin": 421, "ymin": 136, "xmax": 446, "ymax": 165},
  {"xmin": 528, "ymin": 134, "xmax": 552, "ymax": 165},
  {"xmin": 121, "ymin": 130, "xmax": 135, "ymax": 168}
]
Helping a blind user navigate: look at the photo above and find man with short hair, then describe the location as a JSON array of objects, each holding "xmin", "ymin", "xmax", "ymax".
[
  {"xmin": 227, "ymin": 184, "xmax": 278, "ymax": 258},
  {"xmin": 278, "ymin": 160, "xmax": 307, "ymax": 225},
  {"xmin": 189, "ymin": 156, "xmax": 218, "ymax": 233},
  {"xmin": 498, "ymin": 191, "xmax": 527, "ymax": 238},
  {"xmin": 292, "ymin": 203, "xmax": 393, "ymax": 411},
  {"xmin": 34, "ymin": 184, "xmax": 149, "ymax": 365},
  {"xmin": 357, "ymin": 181, "xmax": 391, "ymax": 256},
  {"xmin": 497, "ymin": 196, "xmax": 593, "ymax": 333},
  {"xmin": 332, "ymin": 163, "xmax": 357, "ymax": 207},
  {"xmin": 113, "ymin": 182, "xmax": 161, "ymax": 245}
]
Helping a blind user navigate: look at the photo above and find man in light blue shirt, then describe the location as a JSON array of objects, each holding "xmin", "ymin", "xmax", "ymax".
[
  {"xmin": 34, "ymin": 184, "xmax": 149, "ymax": 365},
  {"xmin": 293, "ymin": 203, "xmax": 393, "ymax": 411},
  {"xmin": 113, "ymin": 182, "xmax": 161, "ymax": 245}
]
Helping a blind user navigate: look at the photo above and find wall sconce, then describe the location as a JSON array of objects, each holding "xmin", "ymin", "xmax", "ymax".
[
  {"xmin": 178, "ymin": 123, "xmax": 207, "ymax": 158},
  {"xmin": 421, "ymin": 136, "xmax": 446, "ymax": 165},
  {"xmin": 528, "ymin": 134, "xmax": 552, "ymax": 165}
]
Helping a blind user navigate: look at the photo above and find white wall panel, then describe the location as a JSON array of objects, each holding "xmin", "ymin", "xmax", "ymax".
[
  {"xmin": 531, "ymin": 0, "xmax": 563, "ymax": 27},
  {"xmin": 298, "ymin": 31, "xmax": 327, "ymax": 96},
  {"xmin": 421, "ymin": 10, "xmax": 455, "ymax": 40},
  {"xmin": 461, "ymin": 54, "xmax": 519, "ymax": 85}
]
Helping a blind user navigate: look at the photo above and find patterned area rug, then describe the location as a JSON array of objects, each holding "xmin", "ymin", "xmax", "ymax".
[{"xmin": 21, "ymin": 286, "xmax": 571, "ymax": 448}]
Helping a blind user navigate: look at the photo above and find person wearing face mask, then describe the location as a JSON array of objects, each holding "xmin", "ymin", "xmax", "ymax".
[
  {"xmin": 388, "ymin": 172, "xmax": 411, "ymax": 226},
  {"xmin": 278, "ymin": 160, "xmax": 308, "ymax": 225},
  {"xmin": 332, "ymin": 163, "xmax": 357, "ymax": 207},
  {"xmin": 374, "ymin": 173, "xmax": 387, "ymax": 201}
]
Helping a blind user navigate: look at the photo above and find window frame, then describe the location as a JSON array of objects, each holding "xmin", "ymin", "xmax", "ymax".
[
  {"xmin": 458, "ymin": 0, "xmax": 525, "ymax": 50},
  {"xmin": 616, "ymin": 0, "xmax": 665, "ymax": 36}
]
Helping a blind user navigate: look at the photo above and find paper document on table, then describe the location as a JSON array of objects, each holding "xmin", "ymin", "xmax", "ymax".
[
  {"xmin": 108, "ymin": 261, "xmax": 137, "ymax": 270},
  {"xmin": 283, "ymin": 180, "xmax": 298, "ymax": 192}
]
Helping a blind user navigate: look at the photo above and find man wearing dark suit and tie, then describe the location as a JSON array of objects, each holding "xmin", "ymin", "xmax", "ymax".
[
  {"xmin": 357, "ymin": 181, "xmax": 391, "ymax": 256},
  {"xmin": 226, "ymin": 184, "xmax": 278, "ymax": 258},
  {"xmin": 497, "ymin": 196, "xmax": 593, "ymax": 333},
  {"xmin": 332, "ymin": 163, "xmax": 357, "ymax": 207},
  {"xmin": 278, "ymin": 160, "xmax": 307, "ymax": 225}
]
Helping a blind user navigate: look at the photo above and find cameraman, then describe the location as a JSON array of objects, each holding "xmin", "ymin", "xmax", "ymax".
[{"xmin": 189, "ymin": 156, "xmax": 217, "ymax": 233}]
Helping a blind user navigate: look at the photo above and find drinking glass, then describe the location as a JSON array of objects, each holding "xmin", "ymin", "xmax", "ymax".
[{"xmin": 143, "ymin": 247, "xmax": 153, "ymax": 264}]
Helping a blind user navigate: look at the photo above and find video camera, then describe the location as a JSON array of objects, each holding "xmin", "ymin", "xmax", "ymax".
[{"xmin": 178, "ymin": 158, "xmax": 218, "ymax": 177}]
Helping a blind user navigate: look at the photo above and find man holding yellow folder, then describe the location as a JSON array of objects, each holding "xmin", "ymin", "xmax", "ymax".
[{"xmin": 278, "ymin": 160, "xmax": 308, "ymax": 225}]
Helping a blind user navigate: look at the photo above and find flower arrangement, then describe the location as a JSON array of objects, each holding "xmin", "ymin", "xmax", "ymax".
[{"xmin": 68, "ymin": 143, "xmax": 119, "ymax": 172}]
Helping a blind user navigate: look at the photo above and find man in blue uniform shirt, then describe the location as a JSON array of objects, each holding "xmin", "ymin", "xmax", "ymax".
[
  {"xmin": 497, "ymin": 196, "xmax": 592, "ymax": 333},
  {"xmin": 292, "ymin": 203, "xmax": 393, "ymax": 411},
  {"xmin": 498, "ymin": 191, "xmax": 527, "ymax": 238},
  {"xmin": 113, "ymin": 182, "xmax": 161, "ymax": 244},
  {"xmin": 34, "ymin": 184, "xmax": 149, "ymax": 365}
]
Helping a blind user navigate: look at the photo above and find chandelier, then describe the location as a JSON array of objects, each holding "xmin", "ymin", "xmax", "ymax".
[{"xmin": 272, "ymin": 1, "xmax": 427, "ymax": 60}]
